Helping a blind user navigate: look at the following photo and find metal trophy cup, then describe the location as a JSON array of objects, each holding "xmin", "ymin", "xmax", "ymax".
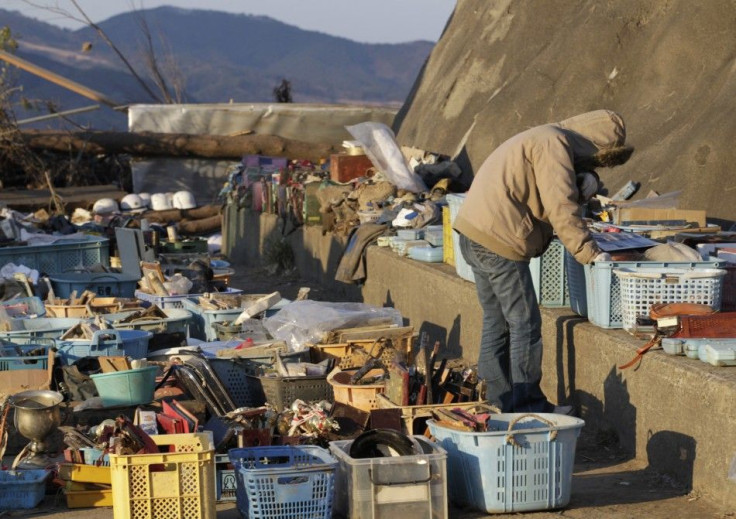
[{"xmin": 9, "ymin": 390, "xmax": 64, "ymax": 467}]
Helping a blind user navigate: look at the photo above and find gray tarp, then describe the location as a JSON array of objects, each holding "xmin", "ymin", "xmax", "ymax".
[{"xmin": 128, "ymin": 103, "xmax": 397, "ymax": 197}]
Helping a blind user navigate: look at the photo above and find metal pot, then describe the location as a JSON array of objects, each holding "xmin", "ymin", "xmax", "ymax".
[{"xmin": 10, "ymin": 390, "xmax": 63, "ymax": 454}]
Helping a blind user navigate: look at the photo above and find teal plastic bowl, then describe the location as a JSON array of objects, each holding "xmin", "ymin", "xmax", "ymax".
[{"xmin": 90, "ymin": 365, "xmax": 158, "ymax": 407}]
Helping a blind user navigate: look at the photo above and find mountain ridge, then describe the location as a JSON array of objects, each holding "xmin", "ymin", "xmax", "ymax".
[{"xmin": 1, "ymin": 6, "xmax": 433, "ymax": 129}]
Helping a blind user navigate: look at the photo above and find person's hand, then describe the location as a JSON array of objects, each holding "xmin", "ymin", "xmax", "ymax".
[{"xmin": 593, "ymin": 252, "xmax": 611, "ymax": 262}]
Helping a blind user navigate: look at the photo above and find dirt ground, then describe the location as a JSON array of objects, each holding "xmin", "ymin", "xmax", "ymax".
[
  {"xmin": 3, "ymin": 266, "xmax": 733, "ymax": 518},
  {"xmin": 5, "ymin": 432, "xmax": 733, "ymax": 519}
]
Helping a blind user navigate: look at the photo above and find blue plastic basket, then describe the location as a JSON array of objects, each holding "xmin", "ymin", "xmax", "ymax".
[
  {"xmin": 0, "ymin": 469, "xmax": 50, "ymax": 509},
  {"xmin": 0, "ymin": 317, "xmax": 88, "ymax": 340},
  {"xmin": 102, "ymin": 308, "xmax": 192, "ymax": 336},
  {"xmin": 90, "ymin": 365, "xmax": 159, "ymax": 407},
  {"xmin": 0, "ymin": 236, "xmax": 109, "ymax": 275},
  {"xmin": 0, "ymin": 338, "xmax": 54, "ymax": 371},
  {"xmin": 428, "ymin": 414, "xmax": 584, "ymax": 514},
  {"xmin": 181, "ymin": 298, "xmax": 247, "ymax": 341},
  {"xmin": 530, "ymin": 239, "xmax": 570, "ymax": 307},
  {"xmin": 55, "ymin": 329, "xmax": 153, "ymax": 364},
  {"xmin": 0, "ymin": 297, "xmax": 46, "ymax": 318},
  {"xmin": 229, "ymin": 445, "xmax": 337, "ymax": 519},
  {"xmin": 50, "ymin": 272, "xmax": 139, "ymax": 298},
  {"xmin": 79, "ymin": 447, "xmax": 110, "ymax": 466}
]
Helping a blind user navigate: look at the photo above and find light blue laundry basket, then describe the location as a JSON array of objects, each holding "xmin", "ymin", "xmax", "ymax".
[{"xmin": 428, "ymin": 413, "xmax": 584, "ymax": 513}]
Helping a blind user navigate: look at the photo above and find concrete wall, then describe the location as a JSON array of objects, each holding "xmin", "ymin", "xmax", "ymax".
[{"xmin": 227, "ymin": 210, "xmax": 736, "ymax": 509}]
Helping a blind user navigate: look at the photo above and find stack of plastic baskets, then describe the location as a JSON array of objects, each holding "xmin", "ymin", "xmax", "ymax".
[
  {"xmin": 428, "ymin": 413, "xmax": 584, "ymax": 513},
  {"xmin": 229, "ymin": 445, "xmax": 338, "ymax": 519},
  {"xmin": 109, "ymin": 433, "xmax": 215, "ymax": 519},
  {"xmin": 566, "ymin": 257, "xmax": 724, "ymax": 327}
]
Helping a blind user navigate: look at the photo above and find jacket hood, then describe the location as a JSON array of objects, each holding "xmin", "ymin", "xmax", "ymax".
[{"xmin": 555, "ymin": 109, "xmax": 626, "ymax": 158}]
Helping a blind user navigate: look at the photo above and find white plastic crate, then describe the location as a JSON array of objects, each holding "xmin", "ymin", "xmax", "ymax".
[
  {"xmin": 329, "ymin": 436, "xmax": 447, "ymax": 519},
  {"xmin": 614, "ymin": 267, "xmax": 726, "ymax": 332},
  {"xmin": 445, "ymin": 194, "xmax": 475, "ymax": 283},
  {"xmin": 428, "ymin": 413, "xmax": 584, "ymax": 514},
  {"xmin": 135, "ymin": 287, "xmax": 243, "ymax": 309}
]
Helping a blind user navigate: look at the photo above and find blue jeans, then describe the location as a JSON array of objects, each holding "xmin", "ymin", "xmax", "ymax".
[{"xmin": 459, "ymin": 233, "xmax": 551, "ymax": 413}]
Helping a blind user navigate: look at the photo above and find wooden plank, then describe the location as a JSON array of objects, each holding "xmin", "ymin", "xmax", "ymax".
[{"xmin": 99, "ymin": 356, "xmax": 131, "ymax": 373}]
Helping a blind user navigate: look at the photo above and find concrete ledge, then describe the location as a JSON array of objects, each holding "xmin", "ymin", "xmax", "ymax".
[{"xmin": 226, "ymin": 210, "xmax": 736, "ymax": 508}]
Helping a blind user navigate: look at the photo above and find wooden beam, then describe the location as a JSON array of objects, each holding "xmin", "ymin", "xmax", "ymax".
[{"xmin": 0, "ymin": 50, "xmax": 123, "ymax": 109}]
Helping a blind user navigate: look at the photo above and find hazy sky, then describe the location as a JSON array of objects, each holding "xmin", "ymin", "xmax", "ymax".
[{"xmin": 5, "ymin": 0, "xmax": 456, "ymax": 44}]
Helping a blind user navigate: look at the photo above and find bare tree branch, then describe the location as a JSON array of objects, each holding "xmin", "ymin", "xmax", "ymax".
[
  {"xmin": 133, "ymin": 9, "xmax": 174, "ymax": 103},
  {"xmin": 67, "ymin": 0, "xmax": 163, "ymax": 103}
]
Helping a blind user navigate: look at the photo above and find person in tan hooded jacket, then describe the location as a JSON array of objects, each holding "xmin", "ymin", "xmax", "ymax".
[{"xmin": 454, "ymin": 109, "xmax": 633, "ymax": 414}]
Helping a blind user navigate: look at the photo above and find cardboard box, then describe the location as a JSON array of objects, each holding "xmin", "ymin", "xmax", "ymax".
[
  {"xmin": 330, "ymin": 153, "xmax": 373, "ymax": 183},
  {"xmin": 615, "ymin": 207, "xmax": 706, "ymax": 227}
]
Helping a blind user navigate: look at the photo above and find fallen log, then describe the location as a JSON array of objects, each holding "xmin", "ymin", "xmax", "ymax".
[
  {"xmin": 178, "ymin": 215, "xmax": 222, "ymax": 235},
  {"xmin": 20, "ymin": 130, "xmax": 342, "ymax": 163}
]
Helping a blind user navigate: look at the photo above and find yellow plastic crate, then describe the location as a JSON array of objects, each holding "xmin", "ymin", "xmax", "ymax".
[
  {"xmin": 58, "ymin": 463, "xmax": 111, "ymax": 485},
  {"xmin": 442, "ymin": 206, "xmax": 455, "ymax": 266},
  {"xmin": 66, "ymin": 488, "xmax": 114, "ymax": 508},
  {"xmin": 109, "ymin": 433, "xmax": 216, "ymax": 519}
]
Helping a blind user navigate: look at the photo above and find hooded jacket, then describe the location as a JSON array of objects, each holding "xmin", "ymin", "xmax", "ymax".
[{"xmin": 453, "ymin": 110, "xmax": 626, "ymax": 264}]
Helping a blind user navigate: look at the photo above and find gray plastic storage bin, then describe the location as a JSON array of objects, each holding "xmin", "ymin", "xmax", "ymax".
[{"xmin": 329, "ymin": 436, "xmax": 448, "ymax": 519}]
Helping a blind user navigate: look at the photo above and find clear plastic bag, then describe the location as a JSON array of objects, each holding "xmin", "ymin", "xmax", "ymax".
[
  {"xmin": 263, "ymin": 300, "xmax": 403, "ymax": 352},
  {"xmin": 346, "ymin": 122, "xmax": 428, "ymax": 193},
  {"xmin": 163, "ymin": 273, "xmax": 193, "ymax": 295}
]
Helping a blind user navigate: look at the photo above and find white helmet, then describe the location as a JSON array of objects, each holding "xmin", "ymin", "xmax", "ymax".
[
  {"xmin": 150, "ymin": 193, "xmax": 173, "ymax": 211},
  {"xmin": 173, "ymin": 190, "xmax": 197, "ymax": 210},
  {"xmin": 138, "ymin": 192, "xmax": 151, "ymax": 208},
  {"xmin": 120, "ymin": 193, "xmax": 146, "ymax": 212},
  {"xmin": 92, "ymin": 198, "xmax": 119, "ymax": 215}
]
